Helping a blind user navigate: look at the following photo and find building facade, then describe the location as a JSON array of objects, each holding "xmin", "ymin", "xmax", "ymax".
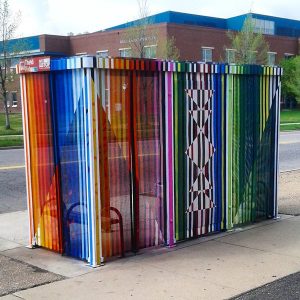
[
  {"xmin": 2, "ymin": 11, "xmax": 300, "ymax": 113},
  {"xmin": 103, "ymin": 11, "xmax": 300, "ymax": 63},
  {"xmin": 1, "ymin": 35, "xmax": 69, "ymax": 113}
]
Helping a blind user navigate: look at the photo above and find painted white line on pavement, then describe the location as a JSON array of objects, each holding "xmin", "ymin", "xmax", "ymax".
[
  {"xmin": 0, "ymin": 165, "xmax": 25, "ymax": 171},
  {"xmin": 279, "ymin": 141, "xmax": 300, "ymax": 145}
]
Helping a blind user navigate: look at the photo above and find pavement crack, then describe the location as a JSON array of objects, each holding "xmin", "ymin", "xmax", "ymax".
[
  {"xmin": 11, "ymin": 294, "xmax": 25, "ymax": 299},
  {"xmin": 214, "ymin": 240, "xmax": 269, "ymax": 253},
  {"xmin": 214, "ymin": 239, "xmax": 300, "ymax": 260}
]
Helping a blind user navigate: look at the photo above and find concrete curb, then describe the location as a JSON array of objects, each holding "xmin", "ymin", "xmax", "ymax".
[
  {"xmin": 280, "ymin": 168, "xmax": 300, "ymax": 173},
  {"xmin": 230, "ymin": 271, "xmax": 300, "ymax": 299},
  {"xmin": 0, "ymin": 146, "xmax": 24, "ymax": 150}
]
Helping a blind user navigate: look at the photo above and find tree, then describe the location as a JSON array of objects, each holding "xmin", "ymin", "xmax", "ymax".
[
  {"xmin": 124, "ymin": 0, "xmax": 154, "ymax": 58},
  {"xmin": 157, "ymin": 36, "xmax": 180, "ymax": 61},
  {"xmin": 123, "ymin": 0, "xmax": 180, "ymax": 60},
  {"xmin": 280, "ymin": 56, "xmax": 300, "ymax": 105},
  {"xmin": 0, "ymin": 0, "xmax": 21, "ymax": 129},
  {"xmin": 227, "ymin": 15, "xmax": 269, "ymax": 65}
]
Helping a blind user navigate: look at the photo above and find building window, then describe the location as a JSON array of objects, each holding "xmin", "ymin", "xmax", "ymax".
[
  {"xmin": 202, "ymin": 47, "xmax": 213, "ymax": 62},
  {"xmin": 96, "ymin": 50, "xmax": 109, "ymax": 58},
  {"xmin": 252, "ymin": 18, "xmax": 275, "ymax": 35},
  {"xmin": 267, "ymin": 52, "xmax": 276, "ymax": 65},
  {"xmin": 75, "ymin": 52, "xmax": 87, "ymax": 56},
  {"xmin": 6, "ymin": 92, "xmax": 17, "ymax": 107},
  {"xmin": 5, "ymin": 58, "xmax": 11, "ymax": 68},
  {"xmin": 143, "ymin": 45, "xmax": 157, "ymax": 58},
  {"xmin": 11, "ymin": 58, "xmax": 19, "ymax": 69},
  {"xmin": 226, "ymin": 49, "xmax": 236, "ymax": 64},
  {"xmin": 9, "ymin": 70, "xmax": 15, "ymax": 81},
  {"xmin": 284, "ymin": 53, "xmax": 295, "ymax": 59},
  {"xmin": 11, "ymin": 92, "xmax": 17, "ymax": 107},
  {"xmin": 7, "ymin": 92, "xmax": 18, "ymax": 107},
  {"xmin": 119, "ymin": 48, "xmax": 132, "ymax": 58}
]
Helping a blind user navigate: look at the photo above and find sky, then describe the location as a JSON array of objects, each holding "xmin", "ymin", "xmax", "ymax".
[{"xmin": 9, "ymin": 0, "xmax": 300, "ymax": 37}]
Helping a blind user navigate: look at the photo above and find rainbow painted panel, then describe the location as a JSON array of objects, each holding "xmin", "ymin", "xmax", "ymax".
[
  {"xmin": 20, "ymin": 72, "xmax": 62, "ymax": 253},
  {"xmin": 19, "ymin": 57, "xmax": 281, "ymax": 266},
  {"xmin": 97, "ymin": 69, "xmax": 165, "ymax": 257}
]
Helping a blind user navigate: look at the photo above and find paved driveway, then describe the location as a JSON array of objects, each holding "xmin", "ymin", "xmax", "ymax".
[
  {"xmin": 0, "ymin": 149, "xmax": 26, "ymax": 214},
  {"xmin": 279, "ymin": 130, "xmax": 300, "ymax": 172},
  {"xmin": 0, "ymin": 131, "xmax": 299, "ymax": 214}
]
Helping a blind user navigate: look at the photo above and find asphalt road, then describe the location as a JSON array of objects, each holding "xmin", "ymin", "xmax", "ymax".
[
  {"xmin": 0, "ymin": 131, "xmax": 299, "ymax": 214},
  {"xmin": 0, "ymin": 149, "xmax": 26, "ymax": 214},
  {"xmin": 279, "ymin": 131, "xmax": 300, "ymax": 172},
  {"xmin": 0, "ymin": 254, "xmax": 64, "ymax": 297},
  {"xmin": 232, "ymin": 271, "xmax": 300, "ymax": 300}
]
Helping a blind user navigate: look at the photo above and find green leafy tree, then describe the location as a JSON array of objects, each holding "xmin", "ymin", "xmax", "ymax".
[
  {"xmin": 0, "ymin": 0, "xmax": 21, "ymax": 129},
  {"xmin": 227, "ymin": 16, "xmax": 269, "ymax": 64},
  {"xmin": 280, "ymin": 56, "xmax": 300, "ymax": 104}
]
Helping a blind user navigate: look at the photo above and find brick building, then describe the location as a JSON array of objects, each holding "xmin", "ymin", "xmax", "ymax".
[
  {"xmin": 2, "ymin": 11, "xmax": 300, "ymax": 113},
  {"xmin": 1, "ymin": 35, "xmax": 70, "ymax": 113}
]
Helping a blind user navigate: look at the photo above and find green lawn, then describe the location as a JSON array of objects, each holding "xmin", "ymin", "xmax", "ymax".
[
  {"xmin": 0, "ymin": 109, "xmax": 299, "ymax": 146},
  {"xmin": 280, "ymin": 109, "xmax": 300, "ymax": 131},
  {"xmin": 0, "ymin": 113, "xmax": 23, "ymax": 136},
  {"xmin": 0, "ymin": 135, "xmax": 23, "ymax": 147},
  {"xmin": 0, "ymin": 113, "xmax": 23, "ymax": 147}
]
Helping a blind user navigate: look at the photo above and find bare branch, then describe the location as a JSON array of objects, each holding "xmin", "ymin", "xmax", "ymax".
[
  {"xmin": 0, "ymin": 0, "xmax": 23, "ymax": 129},
  {"xmin": 157, "ymin": 36, "xmax": 180, "ymax": 61},
  {"xmin": 122, "ymin": 0, "xmax": 179, "ymax": 60}
]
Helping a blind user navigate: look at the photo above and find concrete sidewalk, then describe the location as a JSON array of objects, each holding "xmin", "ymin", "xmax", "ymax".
[{"xmin": 1, "ymin": 211, "xmax": 300, "ymax": 299}]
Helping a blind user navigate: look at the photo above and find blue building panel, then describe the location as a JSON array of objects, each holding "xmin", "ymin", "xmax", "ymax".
[
  {"xmin": 166, "ymin": 11, "xmax": 227, "ymax": 29},
  {"xmin": 226, "ymin": 15, "xmax": 249, "ymax": 32},
  {"xmin": 105, "ymin": 11, "xmax": 300, "ymax": 38},
  {"xmin": 5, "ymin": 35, "xmax": 40, "ymax": 55},
  {"xmin": 227, "ymin": 13, "xmax": 300, "ymax": 37},
  {"xmin": 106, "ymin": 11, "xmax": 227, "ymax": 31}
]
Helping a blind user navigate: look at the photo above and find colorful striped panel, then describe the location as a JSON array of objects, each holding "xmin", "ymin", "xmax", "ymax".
[
  {"xmin": 226, "ymin": 74, "xmax": 280, "ymax": 228},
  {"xmin": 96, "ymin": 69, "xmax": 166, "ymax": 257},
  {"xmin": 173, "ymin": 71, "xmax": 226, "ymax": 241},
  {"xmin": 19, "ymin": 56, "xmax": 281, "ymax": 265},
  {"xmin": 49, "ymin": 69, "xmax": 101, "ymax": 266},
  {"xmin": 20, "ymin": 72, "xmax": 62, "ymax": 252}
]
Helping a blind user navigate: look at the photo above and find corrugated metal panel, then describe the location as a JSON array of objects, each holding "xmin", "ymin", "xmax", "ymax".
[{"xmin": 19, "ymin": 57, "xmax": 281, "ymax": 265}]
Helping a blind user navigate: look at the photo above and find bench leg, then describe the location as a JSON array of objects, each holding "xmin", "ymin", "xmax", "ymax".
[{"xmin": 119, "ymin": 218, "xmax": 125, "ymax": 257}]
